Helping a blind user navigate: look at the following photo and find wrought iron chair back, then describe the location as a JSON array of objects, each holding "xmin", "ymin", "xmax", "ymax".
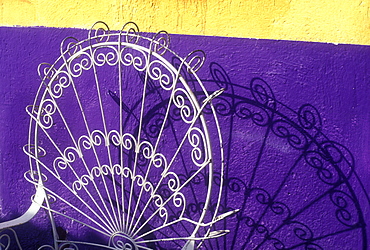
[{"xmin": 0, "ymin": 22, "xmax": 236, "ymax": 250}]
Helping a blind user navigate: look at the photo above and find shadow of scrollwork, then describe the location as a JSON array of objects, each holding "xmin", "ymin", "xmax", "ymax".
[
  {"xmin": 194, "ymin": 62, "xmax": 369, "ymax": 250},
  {"xmin": 104, "ymin": 59, "xmax": 369, "ymax": 249},
  {"xmin": 1, "ymin": 35, "xmax": 369, "ymax": 249},
  {"xmin": 0, "ymin": 228, "xmax": 22, "ymax": 249}
]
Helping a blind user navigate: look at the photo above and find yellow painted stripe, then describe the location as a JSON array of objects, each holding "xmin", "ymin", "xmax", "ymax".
[{"xmin": 1, "ymin": 0, "xmax": 370, "ymax": 45}]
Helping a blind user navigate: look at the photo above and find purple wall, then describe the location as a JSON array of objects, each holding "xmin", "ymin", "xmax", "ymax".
[{"xmin": 0, "ymin": 26, "xmax": 369, "ymax": 249}]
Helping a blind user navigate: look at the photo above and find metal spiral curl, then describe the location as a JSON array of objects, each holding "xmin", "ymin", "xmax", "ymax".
[{"xmin": 23, "ymin": 21, "xmax": 226, "ymax": 250}]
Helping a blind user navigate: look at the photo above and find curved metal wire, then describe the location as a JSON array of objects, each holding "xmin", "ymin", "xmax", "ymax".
[{"xmin": 22, "ymin": 21, "xmax": 231, "ymax": 250}]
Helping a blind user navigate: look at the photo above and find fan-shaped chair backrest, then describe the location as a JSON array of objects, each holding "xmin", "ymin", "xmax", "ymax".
[{"xmin": 23, "ymin": 22, "xmax": 231, "ymax": 250}]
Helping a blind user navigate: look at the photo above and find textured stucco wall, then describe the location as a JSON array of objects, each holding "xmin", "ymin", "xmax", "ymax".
[
  {"xmin": 0, "ymin": 26, "xmax": 369, "ymax": 249},
  {"xmin": 0, "ymin": 1, "xmax": 370, "ymax": 249},
  {"xmin": 1, "ymin": 0, "xmax": 370, "ymax": 45}
]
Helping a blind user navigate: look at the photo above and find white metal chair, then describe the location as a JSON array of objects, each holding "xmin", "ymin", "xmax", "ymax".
[{"xmin": 0, "ymin": 22, "xmax": 236, "ymax": 249}]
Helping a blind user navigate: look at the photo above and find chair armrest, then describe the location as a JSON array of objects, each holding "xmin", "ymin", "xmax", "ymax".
[{"xmin": 0, "ymin": 185, "xmax": 46, "ymax": 229}]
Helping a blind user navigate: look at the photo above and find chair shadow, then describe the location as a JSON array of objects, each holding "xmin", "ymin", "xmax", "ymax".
[
  {"xmin": 105, "ymin": 60, "xmax": 369, "ymax": 249},
  {"xmin": 1, "ymin": 59, "xmax": 369, "ymax": 250}
]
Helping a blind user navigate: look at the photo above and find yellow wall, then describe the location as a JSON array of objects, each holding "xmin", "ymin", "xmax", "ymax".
[{"xmin": 1, "ymin": 0, "xmax": 370, "ymax": 45}]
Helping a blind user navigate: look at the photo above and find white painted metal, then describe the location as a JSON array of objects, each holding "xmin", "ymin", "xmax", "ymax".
[{"xmin": 0, "ymin": 22, "xmax": 235, "ymax": 250}]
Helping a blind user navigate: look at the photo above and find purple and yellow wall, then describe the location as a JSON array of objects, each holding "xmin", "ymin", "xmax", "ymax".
[
  {"xmin": 1, "ymin": 1, "xmax": 370, "ymax": 249},
  {"xmin": 2, "ymin": 0, "xmax": 370, "ymax": 45}
]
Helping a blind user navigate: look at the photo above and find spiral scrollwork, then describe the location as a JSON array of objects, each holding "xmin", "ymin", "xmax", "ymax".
[
  {"xmin": 173, "ymin": 88, "xmax": 196, "ymax": 123},
  {"xmin": 23, "ymin": 144, "xmax": 47, "ymax": 159},
  {"xmin": 40, "ymin": 99, "xmax": 57, "ymax": 127},
  {"xmin": 210, "ymin": 62, "xmax": 231, "ymax": 90},
  {"xmin": 143, "ymin": 112, "xmax": 167, "ymax": 138},
  {"xmin": 24, "ymin": 170, "xmax": 48, "ymax": 184},
  {"xmin": 0, "ymin": 229, "xmax": 22, "ymax": 250},
  {"xmin": 92, "ymin": 45, "xmax": 119, "ymax": 66},
  {"xmin": 46, "ymin": 70, "xmax": 73, "ymax": 98},
  {"xmin": 60, "ymin": 36, "xmax": 81, "ymax": 59},
  {"xmin": 53, "ymin": 146, "xmax": 79, "ymax": 178},
  {"xmin": 305, "ymin": 140, "xmax": 354, "ymax": 185},
  {"xmin": 165, "ymin": 172, "xmax": 181, "ymax": 192},
  {"xmin": 184, "ymin": 50, "xmax": 206, "ymax": 73},
  {"xmin": 188, "ymin": 127, "xmax": 208, "ymax": 167},
  {"xmin": 271, "ymin": 119, "xmax": 309, "ymax": 150},
  {"xmin": 22, "ymin": 22, "xmax": 226, "ymax": 250},
  {"xmin": 122, "ymin": 133, "xmax": 137, "ymax": 151},
  {"xmin": 152, "ymin": 153, "xmax": 168, "ymax": 170},
  {"xmin": 235, "ymin": 100, "xmax": 272, "ymax": 126},
  {"xmin": 172, "ymin": 192, "xmax": 186, "ymax": 218},
  {"xmin": 304, "ymin": 150, "xmax": 341, "ymax": 184},
  {"xmin": 151, "ymin": 30, "xmax": 170, "ymax": 56},
  {"xmin": 148, "ymin": 60, "xmax": 175, "ymax": 90},
  {"xmin": 138, "ymin": 141, "xmax": 154, "ymax": 160},
  {"xmin": 107, "ymin": 129, "xmax": 122, "ymax": 147},
  {"xmin": 330, "ymin": 190, "xmax": 359, "ymax": 227},
  {"xmin": 72, "ymin": 174, "xmax": 93, "ymax": 193},
  {"xmin": 120, "ymin": 47, "xmax": 148, "ymax": 71},
  {"xmin": 224, "ymin": 178, "xmax": 245, "ymax": 195},
  {"xmin": 269, "ymin": 201, "xmax": 290, "ymax": 219},
  {"xmin": 27, "ymin": 99, "xmax": 57, "ymax": 129},
  {"xmin": 319, "ymin": 141, "xmax": 354, "ymax": 179},
  {"xmin": 290, "ymin": 221, "xmax": 313, "ymax": 241},
  {"xmin": 208, "ymin": 96, "xmax": 233, "ymax": 116},
  {"xmin": 38, "ymin": 62, "xmax": 57, "ymax": 81},
  {"xmin": 158, "ymin": 207, "xmax": 169, "ymax": 225},
  {"xmin": 252, "ymin": 188, "xmax": 271, "ymax": 205},
  {"xmin": 250, "ymin": 77, "xmax": 276, "ymax": 110},
  {"xmin": 121, "ymin": 22, "xmax": 140, "ymax": 44},
  {"xmin": 153, "ymin": 194, "xmax": 164, "ymax": 208},
  {"xmin": 89, "ymin": 21, "xmax": 110, "ymax": 44},
  {"xmin": 298, "ymin": 104, "xmax": 322, "ymax": 132},
  {"xmin": 66, "ymin": 51, "xmax": 93, "ymax": 77}
]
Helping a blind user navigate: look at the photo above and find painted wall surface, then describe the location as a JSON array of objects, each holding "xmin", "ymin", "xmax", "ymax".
[
  {"xmin": 0, "ymin": 26, "xmax": 369, "ymax": 249},
  {"xmin": 1, "ymin": 0, "xmax": 370, "ymax": 45}
]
